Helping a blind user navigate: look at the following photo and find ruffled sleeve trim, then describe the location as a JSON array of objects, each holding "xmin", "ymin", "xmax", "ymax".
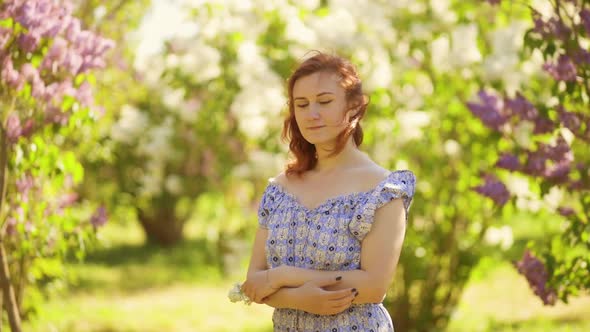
[
  {"xmin": 348, "ymin": 170, "xmax": 416, "ymax": 241},
  {"xmin": 257, "ymin": 180, "xmax": 278, "ymax": 229}
]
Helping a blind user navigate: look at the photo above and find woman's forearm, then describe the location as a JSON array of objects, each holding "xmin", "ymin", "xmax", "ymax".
[
  {"xmin": 262, "ymin": 287, "xmax": 300, "ymax": 309},
  {"xmin": 272, "ymin": 266, "xmax": 384, "ymax": 303}
]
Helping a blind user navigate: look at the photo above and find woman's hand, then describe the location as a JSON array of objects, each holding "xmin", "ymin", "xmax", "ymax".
[
  {"xmin": 241, "ymin": 269, "xmax": 282, "ymax": 303},
  {"xmin": 291, "ymin": 276, "xmax": 358, "ymax": 316}
]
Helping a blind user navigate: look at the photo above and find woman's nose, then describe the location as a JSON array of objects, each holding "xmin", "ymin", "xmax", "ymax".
[{"xmin": 308, "ymin": 103, "xmax": 321, "ymax": 119}]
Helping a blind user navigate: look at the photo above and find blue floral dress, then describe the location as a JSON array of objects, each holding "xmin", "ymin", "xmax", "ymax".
[{"xmin": 258, "ymin": 170, "xmax": 416, "ymax": 332}]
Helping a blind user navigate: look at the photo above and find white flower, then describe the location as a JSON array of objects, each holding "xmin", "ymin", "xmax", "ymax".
[
  {"xmin": 431, "ymin": 35, "xmax": 451, "ymax": 73},
  {"xmin": 450, "ymin": 24, "xmax": 482, "ymax": 67},
  {"xmin": 228, "ymin": 282, "xmax": 252, "ymax": 305},
  {"xmin": 484, "ymin": 225, "xmax": 514, "ymax": 250},
  {"xmin": 110, "ymin": 105, "xmax": 149, "ymax": 144}
]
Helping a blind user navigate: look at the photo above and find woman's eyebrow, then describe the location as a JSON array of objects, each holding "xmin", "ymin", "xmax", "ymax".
[
  {"xmin": 316, "ymin": 92, "xmax": 334, "ymax": 97},
  {"xmin": 294, "ymin": 92, "xmax": 335, "ymax": 100}
]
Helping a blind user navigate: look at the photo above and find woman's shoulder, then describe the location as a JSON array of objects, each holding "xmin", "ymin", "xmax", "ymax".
[{"xmin": 268, "ymin": 171, "xmax": 290, "ymax": 187}]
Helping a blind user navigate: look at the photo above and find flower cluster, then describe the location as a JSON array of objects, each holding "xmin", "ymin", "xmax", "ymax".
[
  {"xmin": 1, "ymin": 0, "xmax": 114, "ymax": 142},
  {"xmin": 473, "ymin": 174, "xmax": 511, "ymax": 206},
  {"xmin": 227, "ymin": 282, "xmax": 252, "ymax": 305},
  {"xmin": 469, "ymin": 0, "xmax": 590, "ymax": 304},
  {"xmin": 514, "ymin": 250, "xmax": 557, "ymax": 305}
]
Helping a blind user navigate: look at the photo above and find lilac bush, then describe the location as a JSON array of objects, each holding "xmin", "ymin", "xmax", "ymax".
[
  {"xmin": 0, "ymin": 0, "xmax": 114, "ymax": 326},
  {"xmin": 469, "ymin": 0, "xmax": 590, "ymax": 304}
]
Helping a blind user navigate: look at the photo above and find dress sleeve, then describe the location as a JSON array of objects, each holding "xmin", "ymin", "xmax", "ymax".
[
  {"xmin": 257, "ymin": 184, "xmax": 275, "ymax": 229},
  {"xmin": 348, "ymin": 170, "xmax": 416, "ymax": 241}
]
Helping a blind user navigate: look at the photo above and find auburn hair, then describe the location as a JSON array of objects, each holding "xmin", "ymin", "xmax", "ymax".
[{"xmin": 282, "ymin": 51, "xmax": 369, "ymax": 177}]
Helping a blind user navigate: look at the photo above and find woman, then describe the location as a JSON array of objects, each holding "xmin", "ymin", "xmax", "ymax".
[{"xmin": 241, "ymin": 51, "xmax": 416, "ymax": 332}]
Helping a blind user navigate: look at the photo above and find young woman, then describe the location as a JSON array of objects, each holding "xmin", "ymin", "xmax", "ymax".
[{"xmin": 241, "ymin": 52, "xmax": 416, "ymax": 332}]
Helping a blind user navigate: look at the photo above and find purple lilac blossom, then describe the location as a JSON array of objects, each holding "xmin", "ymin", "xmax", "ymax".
[
  {"xmin": 557, "ymin": 206, "xmax": 575, "ymax": 217},
  {"xmin": 580, "ymin": 9, "xmax": 590, "ymax": 36},
  {"xmin": 543, "ymin": 55, "xmax": 577, "ymax": 82},
  {"xmin": 473, "ymin": 174, "xmax": 511, "ymax": 206},
  {"xmin": 524, "ymin": 152, "xmax": 547, "ymax": 176},
  {"xmin": 504, "ymin": 94, "xmax": 538, "ymax": 120},
  {"xmin": 533, "ymin": 15, "xmax": 571, "ymax": 40},
  {"xmin": 557, "ymin": 106, "xmax": 582, "ymax": 132},
  {"xmin": 496, "ymin": 153, "xmax": 521, "ymax": 171},
  {"xmin": 514, "ymin": 250, "xmax": 557, "ymax": 305},
  {"xmin": 572, "ymin": 47, "xmax": 590, "ymax": 65},
  {"xmin": 466, "ymin": 90, "xmax": 508, "ymax": 130},
  {"xmin": 533, "ymin": 117, "xmax": 555, "ymax": 134}
]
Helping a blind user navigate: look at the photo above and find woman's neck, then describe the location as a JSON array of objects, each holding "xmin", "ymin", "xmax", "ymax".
[{"xmin": 313, "ymin": 138, "xmax": 366, "ymax": 174}]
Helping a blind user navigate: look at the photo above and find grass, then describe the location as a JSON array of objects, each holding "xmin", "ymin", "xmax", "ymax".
[{"xmin": 9, "ymin": 218, "xmax": 590, "ymax": 332}]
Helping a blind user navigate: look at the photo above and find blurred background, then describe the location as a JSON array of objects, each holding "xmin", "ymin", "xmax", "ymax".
[{"xmin": 1, "ymin": 0, "xmax": 589, "ymax": 331}]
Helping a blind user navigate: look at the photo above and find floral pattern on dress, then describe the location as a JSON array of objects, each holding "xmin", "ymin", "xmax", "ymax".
[{"xmin": 258, "ymin": 170, "xmax": 416, "ymax": 332}]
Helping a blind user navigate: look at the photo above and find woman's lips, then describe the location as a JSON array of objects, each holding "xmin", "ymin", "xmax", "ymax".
[{"xmin": 307, "ymin": 125, "xmax": 325, "ymax": 130}]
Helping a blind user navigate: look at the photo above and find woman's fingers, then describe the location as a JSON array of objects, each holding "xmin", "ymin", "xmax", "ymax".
[{"xmin": 325, "ymin": 288, "xmax": 355, "ymax": 300}]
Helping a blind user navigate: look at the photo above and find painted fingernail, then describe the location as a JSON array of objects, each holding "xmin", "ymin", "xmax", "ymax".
[
  {"xmin": 336, "ymin": 276, "xmax": 342, "ymax": 281},
  {"xmin": 355, "ymin": 292, "xmax": 359, "ymax": 297},
  {"xmin": 351, "ymin": 288, "xmax": 357, "ymax": 292}
]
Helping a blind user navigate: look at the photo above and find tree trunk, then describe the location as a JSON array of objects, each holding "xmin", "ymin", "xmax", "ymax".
[
  {"xmin": 0, "ymin": 242, "xmax": 20, "ymax": 332},
  {"xmin": 0, "ymin": 124, "xmax": 21, "ymax": 331},
  {"xmin": 137, "ymin": 207, "xmax": 185, "ymax": 246}
]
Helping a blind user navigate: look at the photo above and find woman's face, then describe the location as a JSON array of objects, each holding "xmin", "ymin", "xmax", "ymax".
[{"xmin": 292, "ymin": 71, "xmax": 351, "ymax": 146}]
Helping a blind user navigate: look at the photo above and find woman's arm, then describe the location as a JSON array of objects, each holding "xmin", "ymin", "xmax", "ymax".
[
  {"xmin": 245, "ymin": 227, "xmax": 268, "ymax": 278},
  {"xmin": 242, "ymin": 227, "xmax": 283, "ymax": 302},
  {"xmin": 263, "ymin": 276, "xmax": 357, "ymax": 316},
  {"xmin": 243, "ymin": 228, "xmax": 356, "ymax": 314},
  {"xmin": 272, "ymin": 198, "xmax": 407, "ymax": 303}
]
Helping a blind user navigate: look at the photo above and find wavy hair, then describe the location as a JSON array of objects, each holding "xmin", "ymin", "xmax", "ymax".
[{"xmin": 283, "ymin": 51, "xmax": 369, "ymax": 177}]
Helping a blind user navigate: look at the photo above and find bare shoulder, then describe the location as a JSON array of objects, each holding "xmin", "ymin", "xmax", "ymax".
[
  {"xmin": 353, "ymin": 162, "xmax": 391, "ymax": 185},
  {"xmin": 270, "ymin": 171, "xmax": 295, "ymax": 187}
]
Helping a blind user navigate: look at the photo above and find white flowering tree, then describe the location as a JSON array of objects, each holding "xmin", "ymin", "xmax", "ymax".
[{"xmin": 0, "ymin": 0, "xmax": 115, "ymax": 329}]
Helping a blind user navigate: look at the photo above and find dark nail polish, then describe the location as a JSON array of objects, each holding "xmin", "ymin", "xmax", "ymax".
[
  {"xmin": 336, "ymin": 276, "xmax": 342, "ymax": 281},
  {"xmin": 351, "ymin": 288, "xmax": 357, "ymax": 292},
  {"xmin": 355, "ymin": 291, "xmax": 359, "ymax": 297}
]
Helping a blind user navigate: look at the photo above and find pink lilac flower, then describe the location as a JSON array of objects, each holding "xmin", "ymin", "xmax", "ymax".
[
  {"xmin": 90, "ymin": 205, "xmax": 108, "ymax": 228},
  {"xmin": 6, "ymin": 218, "xmax": 17, "ymax": 236},
  {"xmin": 17, "ymin": 32, "xmax": 41, "ymax": 53},
  {"xmin": 20, "ymin": 118, "xmax": 35, "ymax": 138},
  {"xmin": 6, "ymin": 114, "xmax": 22, "ymax": 144},
  {"xmin": 57, "ymin": 192, "xmax": 78, "ymax": 209},
  {"xmin": 16, "ymin": 174, "xmax": 35, "ymax": 196},
  {"xmin": 1, "ymin": 57, "xmax": 24, "ymax": 90}
]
